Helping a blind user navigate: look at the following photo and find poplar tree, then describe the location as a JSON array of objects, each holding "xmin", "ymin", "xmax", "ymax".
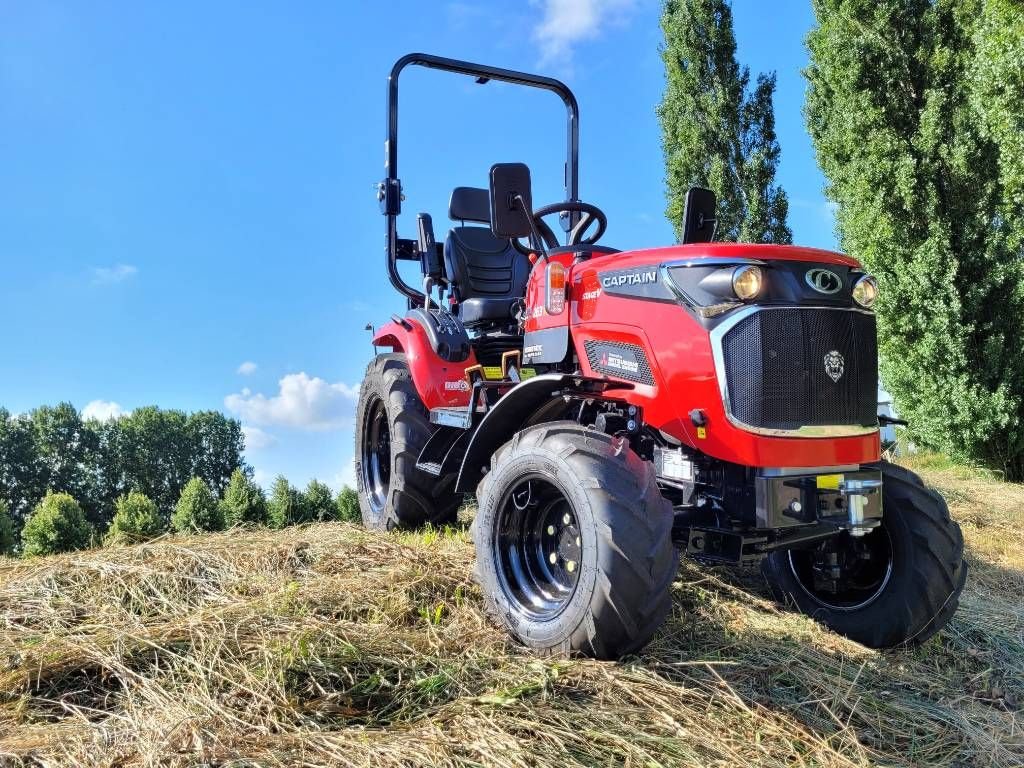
[
  {"xmin": 806, "ymin": 0, "xmax": 1024, "ymax": 479},
  {"xmin": 659, "ymin": 0, "xmax": 792, "ymax": 243}
]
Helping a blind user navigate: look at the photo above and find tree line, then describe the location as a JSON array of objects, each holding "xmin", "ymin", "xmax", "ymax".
[
  {"xmin": 0, "ymin": 403, "xmax": 243, "ymax": 529},
  {"xmin": 659, "ymin": 0, "xmax": 1024, "ymax": 480},
  {"xmin": 0, "ymin": 404, "xmax": 361, "ymax": 556},
  {"xmin": 1, "ymin": 470, "xmax": 360, "ymax": 557}
]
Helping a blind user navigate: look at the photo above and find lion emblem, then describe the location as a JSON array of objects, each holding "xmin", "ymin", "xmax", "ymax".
[{"xmin": 824, "ymin": 350, "xmax": 845, "ymax": 383}]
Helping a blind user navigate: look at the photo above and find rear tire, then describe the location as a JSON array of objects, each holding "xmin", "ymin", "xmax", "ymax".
[
  {"xmin": 762, "ymin": 460, "xmax": 967, "ymax": 647},
  {"xmin": 472, "ymin": 422, "xmax": 678, "ymax": 659},
  {"xmin": 354, "ymin": 353, "xmax": 461, "ymax": 530}
]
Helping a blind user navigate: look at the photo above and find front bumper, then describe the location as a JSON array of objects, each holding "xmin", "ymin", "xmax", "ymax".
[{"xmin": 755, "ymin": 467, "xmax": 883, "ymax": 533}]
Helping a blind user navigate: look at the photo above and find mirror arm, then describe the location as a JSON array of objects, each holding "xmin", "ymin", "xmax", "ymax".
[{"xmin": 514, "ymin": 194, "xmax": 548, "ymax": 260}]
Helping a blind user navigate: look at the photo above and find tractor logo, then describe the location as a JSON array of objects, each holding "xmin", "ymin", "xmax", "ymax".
[
  {"xmin": 805, "ymin": 268, "xmax": 843, "ymax": 295},
  {"xmin": 824, "ymin": 350, "xmax": 845, "ymax": 382}
]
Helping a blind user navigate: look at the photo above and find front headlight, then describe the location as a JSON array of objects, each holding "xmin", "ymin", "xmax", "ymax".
[
  {"xmin": 732, "ymin": 265, "xmax": 763, "ymax": 301},
  {"xmin": 852, "ymin": 274, "xmax": 878, "ymax": 308}
]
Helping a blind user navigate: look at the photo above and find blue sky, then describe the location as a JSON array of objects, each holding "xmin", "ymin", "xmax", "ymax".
[{"xmin": 0, "ymin": 0, "xmax": 837, "ymax": 490}]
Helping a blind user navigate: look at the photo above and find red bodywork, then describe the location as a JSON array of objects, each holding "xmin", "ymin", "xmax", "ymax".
[{"xmin": 375, "ymin": 243, "xmax": 881, "ymax": 470}]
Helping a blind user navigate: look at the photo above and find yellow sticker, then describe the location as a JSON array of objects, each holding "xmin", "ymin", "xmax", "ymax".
[
  {"xmin": 520, "ymin": 368, "xmax": 537, "ymax": 379},
  {"xmin": 816, "ymin": 474, "xmax": 844, "ymax": 490},
  {"xmin": 696, "ymin": 426, "xmax": 707, "ymax": 439},
  {"xmin": 482, "ymin": 366, "xmax": 503, "ymax": 380}
]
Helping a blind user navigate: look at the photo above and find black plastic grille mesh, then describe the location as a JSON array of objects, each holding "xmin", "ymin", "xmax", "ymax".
[
  {"xmin": 721, "ymin": 310, "xmax": 877, "ymax": 431},
  {"xmin": 584, "ymin": 340, "xmax": 655, "ymax": 385}
]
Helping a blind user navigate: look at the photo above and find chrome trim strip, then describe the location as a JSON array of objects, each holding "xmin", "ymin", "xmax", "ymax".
[
  {"xmin": 661, "ymin": 256, "xmax": 768, "ymax": 269},
  {"xmin": 709, "ymin": 305, "xmax": 879, "ymax": 439},
  {"xmin": 659, "ymin": 263, "xmax": 698, "ymax": 306}
]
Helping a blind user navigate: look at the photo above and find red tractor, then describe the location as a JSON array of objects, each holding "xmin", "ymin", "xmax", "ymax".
[{"xmin": 356, "ymin": 54, "xmax": 966, "ymax": 659}]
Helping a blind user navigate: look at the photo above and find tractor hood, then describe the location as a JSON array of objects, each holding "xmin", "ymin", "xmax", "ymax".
[{"xmin": 583, "ymin": 242, "xmax": 870, "ymax": 322}]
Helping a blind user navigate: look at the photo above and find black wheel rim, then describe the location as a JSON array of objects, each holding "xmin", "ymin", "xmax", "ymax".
[
  {"xmin": 361, "ymin": 396, "xmax": 391, "ymax": 515},
  {"xmin": 788, "ymin": 526, "xmax": 894, "ymax": 612},
  {"xmin": 495, "ymin": 477, "xmax": 582, "ymax": 621}
]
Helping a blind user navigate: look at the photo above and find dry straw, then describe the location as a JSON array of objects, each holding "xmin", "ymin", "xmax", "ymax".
[{"xmin": 0, "ymin": 459, "xmax": 1020, "ymax": 767}]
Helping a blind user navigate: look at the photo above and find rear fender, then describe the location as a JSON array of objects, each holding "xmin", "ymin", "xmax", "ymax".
[
  {"xmin": 455, "ymin": 373, "xmax": 630, "ymax": 492},
  {"xmin": 371, "ymin": 320, "xmax": 477, "ymax": 409}
]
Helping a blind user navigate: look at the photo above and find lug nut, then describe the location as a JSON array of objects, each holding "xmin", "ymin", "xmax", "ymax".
[
  {"xmin": 549, "ymin": 553, "xmax": 557, "ymax": 564},
  {"xmin": 566, "ymin": 561, "xmax": 576, "ymax": 573},
  {"xmin": 547, "ymin": 525, "xmax": 555, "ymax": 535},
  {"xmin": 562, "ymin": 513, "xmax": 571, "ymax": 525}
]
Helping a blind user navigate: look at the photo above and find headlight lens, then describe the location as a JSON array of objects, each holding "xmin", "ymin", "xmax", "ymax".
[
  {"xmin": 732, "ymin": 265, "xmax": 763, "ymax": 301},
  {"xmin": 852, "ymin": 274, "xmax": 878, "ymax": 308}
]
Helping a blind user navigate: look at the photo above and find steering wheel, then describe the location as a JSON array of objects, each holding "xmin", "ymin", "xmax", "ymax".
[{"xmin": 511, "ymin": 201, "xmax": 609, "ymax": 256}]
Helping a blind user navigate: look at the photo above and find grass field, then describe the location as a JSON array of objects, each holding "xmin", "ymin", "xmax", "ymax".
[{"xmin": 0, "ymin": 458, "xmax": 1020, "ymax": 767}]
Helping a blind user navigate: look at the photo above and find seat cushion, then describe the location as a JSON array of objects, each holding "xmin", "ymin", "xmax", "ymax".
[
  {"xmin": 459, "ymin": 297, "xmax": 519, "ymax": 326},
  {"xmin": 444, "ymin": 226, "xmax": 530, "ymax": 326}
]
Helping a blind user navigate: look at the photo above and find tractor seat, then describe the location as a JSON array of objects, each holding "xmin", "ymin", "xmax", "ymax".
[{"xmin": 444, "ymin": 186, "xmax": 531, "ymax": 328}]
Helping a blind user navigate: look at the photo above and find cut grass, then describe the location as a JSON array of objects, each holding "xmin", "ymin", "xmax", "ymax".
[{"xmin": 0, "ymin": 460, "xmax": 1020, "ymax": 767}]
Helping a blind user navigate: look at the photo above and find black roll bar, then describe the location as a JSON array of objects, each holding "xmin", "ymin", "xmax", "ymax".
[{"xmin": 379, "ymin": 53, "xmax": 580, "ymax": 304}]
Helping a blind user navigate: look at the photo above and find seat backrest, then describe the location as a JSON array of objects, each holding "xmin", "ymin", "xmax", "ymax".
[{"xmin": 443, "ymin": 187, "xmax": 530, "ymax": 323}]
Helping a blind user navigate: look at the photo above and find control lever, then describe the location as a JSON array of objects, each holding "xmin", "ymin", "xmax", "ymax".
[{"xmin": 417, "ymin": 213, "xmax": 444, "ymax": 309}]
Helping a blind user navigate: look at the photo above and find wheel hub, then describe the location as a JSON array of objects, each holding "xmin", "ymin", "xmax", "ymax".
[
  {"xmin": 788, "ymin": 526, "xmax": 894, "ymax": 611},
  {"xmin": 495, "ymin": 478, "xmax": 582, "ymax": 620},
  {"xmin": 360, "ymin": 396, "xmax": 391, "ymax": 515}
]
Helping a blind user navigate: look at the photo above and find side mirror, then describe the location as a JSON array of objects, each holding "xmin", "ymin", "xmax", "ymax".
[
  {"xmin": 681, "ymin": 187, "xmax": 717, "ymax": 244},
  {"xmin": 488, "ymin": 163, "xmax": 534, "ymax": 239}
]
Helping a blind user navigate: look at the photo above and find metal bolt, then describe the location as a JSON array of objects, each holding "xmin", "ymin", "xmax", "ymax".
[
  {"xmin": 562, "ymin": 513, "xmax": 571, "ymax": 525},
  {"xmin": 547, "ymin": 525, "xmax": 556, "ymax": 535},
  {"xmin": 566, "ymin": 561, "xmax": 576, "ymax": 573},
  {"xmin": 549, "ymin": 553, "xmax": 557, "ymax": 564},
  {"xmin": 627, "ymin": 419, "xmax": 637, "ymax": 431}
]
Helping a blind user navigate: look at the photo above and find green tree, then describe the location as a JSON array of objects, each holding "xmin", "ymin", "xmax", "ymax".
[
  {"xmin": 0, "ymin": 499, "xmax": 15, "ymax": 555},
  {"xmin": 658, "ymin": 0, "xmax": 792, "ymax": 243},
  {"xmin": 336, "ymin": 486, "xmax": 360, "ymax": 523},
  {"xmin": 0, "ymin": 408, "xmax": 43, "ymax": 526},
  {"xmin": 93, "ymin": 406, "xmax": 247, "ymax": 523},
  {"xmin": 806, "ymin": 0, "xmax": 1024, "ymax": 479},
  {"xmin": 220, "ymin": 468, "xmax": 268, "ymax": 527},
  {"xmin": 21, "ymin": 492, "xmax": 93, "ymax": 557},
  {"xmin": 303, "ymin": 479, "xmax": 336, "ymax": 523},
  {"xmin": 267, "ymin": 475, "xmax": 302, "ymax": 529},
  {"xmin": 106, "ymin": 491, "xmax": 164, "ymax": 545},
  {"xmin": 171, "ymin": 477, "xmax": 223, "ymax": 533}
]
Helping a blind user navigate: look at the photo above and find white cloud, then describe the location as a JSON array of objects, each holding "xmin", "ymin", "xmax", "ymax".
[
  {"xmin": 242, "ymin": 425, "xmax": 275, "ymax": 450},
  {"xmin": 225, "ymin": 372, "xmax": 358, "ymax": 431},
  {"xmin": 334, "ymin": 458, "xmax": 357, "ymax": 492},
  {"xmin": 91, "ymin": 264, "xmax": 138, "ymax": 284},
  {"xmin": 533, "ymin": 0, "xmax": 636, "ymax": 65},
  {"xmin": 237, "ymin": 361, "xmax": 258, "ymax": 376},
  {"xmin": 252, "ymin": 468, "xmax": 272, "ymax": 490},
  {"xmin": 82, "ymin": 400, "xmax": 127, "ymax": 421}
]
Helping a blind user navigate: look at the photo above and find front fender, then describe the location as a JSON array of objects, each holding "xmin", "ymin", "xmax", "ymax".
[{"xmin": 455, "ymin": 374, "xmax": 628, "ymax": 492}]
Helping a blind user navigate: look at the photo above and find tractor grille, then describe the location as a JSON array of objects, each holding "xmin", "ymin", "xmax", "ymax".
[{"xmin": 719, "ymin": 309, "xmax": 877, "ymax": 432}]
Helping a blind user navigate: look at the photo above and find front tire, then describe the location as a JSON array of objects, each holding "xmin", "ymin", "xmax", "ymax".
[
  {"xmin": 354, "ymin": 353, "xmax": 461, "ymax": 530},
  {"xmin": 472, "ymin": 422, "xmax": 678, "ymax": 659},
  {"xmin": 762, "ymin": 460, "xmax": 967, "ymax": 647}
]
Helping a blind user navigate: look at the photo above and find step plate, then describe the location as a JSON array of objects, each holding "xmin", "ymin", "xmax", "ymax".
[{"xmin": 429, "ymin": 407, "xmax": 473, "ymax": 430}]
